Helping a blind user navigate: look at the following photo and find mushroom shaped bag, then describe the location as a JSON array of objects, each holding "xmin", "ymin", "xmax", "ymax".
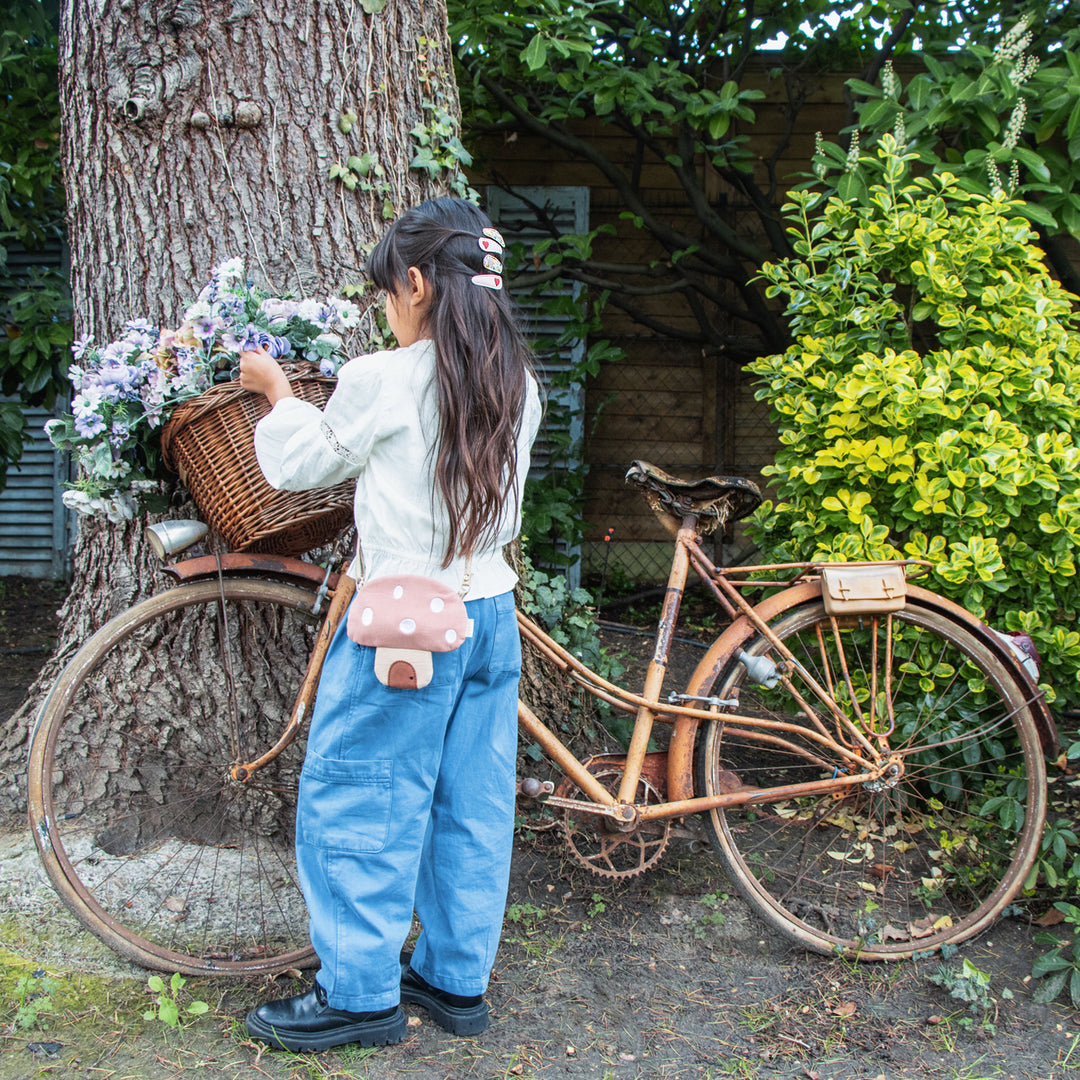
[{"xmin": 346, "ymin": 575, "xmax": 473, "ymax": 689}]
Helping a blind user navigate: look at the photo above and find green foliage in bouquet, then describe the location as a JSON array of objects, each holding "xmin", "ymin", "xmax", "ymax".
[{"xmin": 747, "ymin": 136, "xmax": 1080, "ymax": 709}]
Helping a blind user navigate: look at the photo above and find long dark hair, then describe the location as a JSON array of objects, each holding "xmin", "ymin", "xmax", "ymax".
[{"xmin": 366, "ymin": 197, "xmax": 535, "ymax": 566}]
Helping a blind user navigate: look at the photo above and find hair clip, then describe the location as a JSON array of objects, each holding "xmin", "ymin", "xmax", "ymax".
[
  {"xmin": 478, "ymin": 236, "xmax": 503, "ymax": 255},
  {"xmin": 482, "ymin": 227, "xmax": 505, "ymax": 247},
  {"xmin": 482, "ymin": 253, "xmax": 503, "ymax": 273},
  {"xmin": 471, "ymin": 273, "xmax": 503, "ymax": 290}
]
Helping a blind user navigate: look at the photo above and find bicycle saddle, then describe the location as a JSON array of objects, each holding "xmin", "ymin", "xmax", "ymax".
[{"xmin": 625, "ymin": 460, "xmax": 762, "ymax": 535}]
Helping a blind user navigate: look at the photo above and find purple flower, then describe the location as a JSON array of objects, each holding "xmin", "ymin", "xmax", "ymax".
[
  {"xmin": 268, "ymin": 335, "xmax": 292, "ymax": 359},
  {"xmin": 125, "ymin": 318, "xmax": 155, "ymax": 333},
  {"xmin": 238, "ymin": 323, "xmax": 268, "ymax": 351},
  {"xmin": 319, "ymin": 357, "xmax": 336, "ymax": 377},
  {"xmin": 100, "ymin": 340, "xmax": 130, "ymax": 363},
  {"xmin": 233, "ymin": 325, "xmax": 291, "ymax": 358},
  {"xmin": 74, "ymin": 412, "xmax": 106, "ymax": 438},
  {"xmin": 214, "ymin": 295, "xmax": 245, "ymax": 318},
  {"xmin": 260, "ymin": 298, "xmax": 298, "ymax": 326},
  {"xmin": 120, "ymin": 328, "xmax": 157, "ymax": 352},
  {"xmin": 95, "ymin": 362, "xmax": 141, "ymax": 403},
  {"xmin": 192, "ymin": 314, "xmax": 220, "ymax": 341}
]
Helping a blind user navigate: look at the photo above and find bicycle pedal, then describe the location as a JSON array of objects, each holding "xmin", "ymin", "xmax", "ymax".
[{"xmin": 517, "ymin": 778, "xmax": 554, "ymax": 799}]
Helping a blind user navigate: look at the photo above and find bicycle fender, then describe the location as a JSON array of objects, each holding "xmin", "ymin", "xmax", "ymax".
[
  {"xmin": 163, "ymin": 553, "xmax": 339, "ymax": 591},
  {"xmin": 904, "ymin": 584, "xmax": 1059, "ymax": 755}
]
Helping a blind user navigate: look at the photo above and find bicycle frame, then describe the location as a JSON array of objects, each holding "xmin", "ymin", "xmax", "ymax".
[
  {"xmin": 172, "ymin": 517, "xmax": 1053, "ymax": 828},
  {"xmin": 514, "ymin": 515, "xmax": 895, "ymax": 829}
]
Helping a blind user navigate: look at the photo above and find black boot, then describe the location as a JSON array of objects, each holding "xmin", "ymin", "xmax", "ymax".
[
  {"xmin": 400, "ymin": 965, "xmax": 489, "ymax": 1035},
  {"xmin": 245, "ymin": 982, "xmax": 406, "ymax": 1052}
]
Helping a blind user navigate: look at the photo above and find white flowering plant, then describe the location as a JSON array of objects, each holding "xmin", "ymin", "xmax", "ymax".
[{"xmin": 46, "ymin": 259, "xmax": 362, "ymax": 522}]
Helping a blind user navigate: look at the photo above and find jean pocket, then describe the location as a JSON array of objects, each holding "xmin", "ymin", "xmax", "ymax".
[
  {"xmin": 298, "ymin": 752, "xmax": 393, "ymax": 854},
  {"xmin": 487, "ymin": 593, "xmax": 523, "ymax": 673}
]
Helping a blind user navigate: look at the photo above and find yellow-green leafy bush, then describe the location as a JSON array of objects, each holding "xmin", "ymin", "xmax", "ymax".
[{"xmin": 748, "ymin": 138, "xmax": 1080, "ymax": 709}]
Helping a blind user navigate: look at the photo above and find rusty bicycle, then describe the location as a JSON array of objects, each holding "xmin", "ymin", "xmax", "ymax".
[{"xmin": 26, "ymin": 461, "xmax": 1055, "ymax": 975}]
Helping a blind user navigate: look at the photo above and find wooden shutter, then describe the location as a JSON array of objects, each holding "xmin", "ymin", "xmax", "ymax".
[
  {"xmin": 1, "ymin": 238, "xmax": 72, "ymax": 578},
  {"xmin": 0, "ymin": 403, "xmax": 71, "ymax": 578},
  {"xmin": 485, "ymin": 186, "xmax": 589, "ymax": 581}
]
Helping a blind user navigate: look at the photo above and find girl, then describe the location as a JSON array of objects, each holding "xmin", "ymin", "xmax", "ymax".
[{"xmin": 238, "ymin": 198, "xmax": 541, "ymax": 1052}]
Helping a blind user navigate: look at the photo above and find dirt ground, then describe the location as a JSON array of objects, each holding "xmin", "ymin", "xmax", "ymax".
[{"xmin": 1, "ymin": 577, "xmax": 1079, "ymax": 1080}]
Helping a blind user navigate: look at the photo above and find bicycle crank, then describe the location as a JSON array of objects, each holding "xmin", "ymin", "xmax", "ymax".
[{"xmin": 558, "ymin": 766, "xmax": 671, "ymax": 879}]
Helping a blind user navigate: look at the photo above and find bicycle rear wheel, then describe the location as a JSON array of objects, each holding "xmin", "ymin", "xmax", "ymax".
[
  {"xmin": 27, "ymin": 576, "xmax": 322, "ymax": 975},
  {"xmin": 693, "ymin": 591, "xmax": 1046, "ymax": 959}
]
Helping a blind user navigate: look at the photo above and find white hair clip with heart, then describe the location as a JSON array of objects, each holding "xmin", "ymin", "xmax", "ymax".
[
  {"xmin": 478, "ymin": 236, "xmax": 504, "ymax": 255},
  {"xmin": 471, "ymin": 273, "xmax": 503, "ymax": 290}
]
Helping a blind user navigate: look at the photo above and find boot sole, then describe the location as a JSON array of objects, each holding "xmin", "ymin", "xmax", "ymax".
[
  {"xmin": 400, "ymin": 983, "xmax": 489, "ymax": 1036},
  {"xmin": 245, "ymin": 1006, "xmax": 407, "ymax": 1052}
]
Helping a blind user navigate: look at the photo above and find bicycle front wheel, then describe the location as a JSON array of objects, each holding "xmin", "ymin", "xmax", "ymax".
[
  {"xmin": 693, "ymin": 591, "xmax": 1047, "ymax": 959},
  {"xmin": 27, "ymin": 576, "xmax": 323, "ymax": 975}
]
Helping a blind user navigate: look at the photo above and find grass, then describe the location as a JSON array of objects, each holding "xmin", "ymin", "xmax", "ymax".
[{"xmin": 1, "ymin": 827, "xmax": 1074, "ymax": 1080}]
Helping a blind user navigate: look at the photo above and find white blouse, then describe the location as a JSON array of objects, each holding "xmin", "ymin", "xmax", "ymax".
[{"xmin": 253, "ymin": 339, "xmax": 542, "ymax": 599}]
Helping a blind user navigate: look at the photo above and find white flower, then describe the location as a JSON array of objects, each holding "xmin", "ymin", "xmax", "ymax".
[
  {"xmin": 104, "ymin": 494, "xmax": 138, "ymax": 523},
  {"xmin": 61, "ymin": 489, "xmax": 98, "ymax": 515},
  {"xmin": 333, "ymin": 300, "xmax": 362, "ymax": 328},
  {"xmin": 212, "ymin": 257, "xmax": 245, "ymax": 286},
  {"xmin": 54, "ymin": 258, "xmax": 359, "ymax": 523}
]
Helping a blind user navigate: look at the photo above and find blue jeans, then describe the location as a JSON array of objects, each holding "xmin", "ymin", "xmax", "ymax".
[{"xmin": 295, "ymin": 590, "xmax": 521, "ymax": 1012}]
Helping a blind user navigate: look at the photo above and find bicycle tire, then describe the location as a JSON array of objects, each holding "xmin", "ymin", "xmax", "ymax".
[
  {"xmin": 692, "ymin": 590, "xmax": 1046, "ymax": 959},
  {"xmin": 27, "ymin": 576, "xmax": 323, "ymax": 975}
]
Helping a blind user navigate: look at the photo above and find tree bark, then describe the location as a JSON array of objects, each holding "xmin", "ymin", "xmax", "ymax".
[
  {"xmin": 0, "ymin": 0, "xmax": 459, "ymax": 816},
  {"xmin": 62, "ymin": 0, "xmax": 457, "ymax": 337}
]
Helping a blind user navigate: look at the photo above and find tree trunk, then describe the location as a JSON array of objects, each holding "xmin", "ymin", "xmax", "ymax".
[{"xmin": 0, "ymin": 0, "xmax": 459, "ymax": 816}]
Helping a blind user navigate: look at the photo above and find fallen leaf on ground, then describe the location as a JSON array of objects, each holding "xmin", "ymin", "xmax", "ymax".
[{"xmin": 1034, "ymin": 907, "xmax": 1066, "ymax": 927}]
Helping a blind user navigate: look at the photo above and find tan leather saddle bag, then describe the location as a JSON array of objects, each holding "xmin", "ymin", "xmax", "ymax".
[{"xmin": 820, "ymin": 564, "xmax": 907, "ymax": 616}]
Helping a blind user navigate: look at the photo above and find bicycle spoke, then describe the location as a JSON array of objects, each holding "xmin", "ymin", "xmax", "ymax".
[
  {"xmin": 695, "ymin": 594, "xmax": 1045, "ymax": 958},
  {"xmin": 28, "ymin": 579, "xmax": 320, "ymax": 974}
]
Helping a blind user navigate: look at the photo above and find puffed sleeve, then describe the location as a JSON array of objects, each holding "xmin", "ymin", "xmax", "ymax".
[{"xmin": 253, "ymin": 357, "xmax": 383, "ymax": 491}]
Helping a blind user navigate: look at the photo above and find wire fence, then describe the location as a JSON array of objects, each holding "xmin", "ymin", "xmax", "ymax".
[{"xmin": 579, "ymin": 355, "xmax": 781, "ymax": 590}]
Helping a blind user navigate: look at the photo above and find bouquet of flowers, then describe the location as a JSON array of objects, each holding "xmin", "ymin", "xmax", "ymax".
[{"xmin": 46, "ymin": 258, "xmax": 363, "ymax": 523}]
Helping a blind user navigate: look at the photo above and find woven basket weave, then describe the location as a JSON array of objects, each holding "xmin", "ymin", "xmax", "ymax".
[{"xmin": 160, "ymin": 363, "xmax": 354, "ymax": 555}]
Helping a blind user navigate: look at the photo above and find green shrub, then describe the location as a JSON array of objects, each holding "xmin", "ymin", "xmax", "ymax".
[
  {"xmin": 747, "ymin": 136, "xmax": 1080, "ymax": 710},
  {"xmin": 517, "ymin": 552, "xmax": 630, "ymax": 747}
]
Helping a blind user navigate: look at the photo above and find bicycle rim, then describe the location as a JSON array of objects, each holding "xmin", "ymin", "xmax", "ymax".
[
  {"xmin": 27, "ymin": 577, "xmax": 321, "ymax": 975},
  {"xmin": 693, "ymin": 596, "xmax": 1046, "ymax": 959}
]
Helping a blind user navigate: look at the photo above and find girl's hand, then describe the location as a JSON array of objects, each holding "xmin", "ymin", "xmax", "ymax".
[{"xmin": 239, "ymin": 348, "xmax": 293, "ymax": 404}]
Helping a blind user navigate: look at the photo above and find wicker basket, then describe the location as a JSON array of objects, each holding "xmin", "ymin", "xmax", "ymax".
[{"xmin": 160, "ymin": 363, "xmax": 354, "ymax": 555}]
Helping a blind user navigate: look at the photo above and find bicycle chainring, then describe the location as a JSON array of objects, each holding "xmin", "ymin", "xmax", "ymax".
[{"xmin": 559, "ymin": 766, "xmax": 671, "ymax": 879}]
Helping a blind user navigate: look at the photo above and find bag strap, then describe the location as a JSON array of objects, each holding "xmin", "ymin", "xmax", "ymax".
[{"xmin": 356, "ymin": 540, "xmax": 472, "ymax": 598}]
